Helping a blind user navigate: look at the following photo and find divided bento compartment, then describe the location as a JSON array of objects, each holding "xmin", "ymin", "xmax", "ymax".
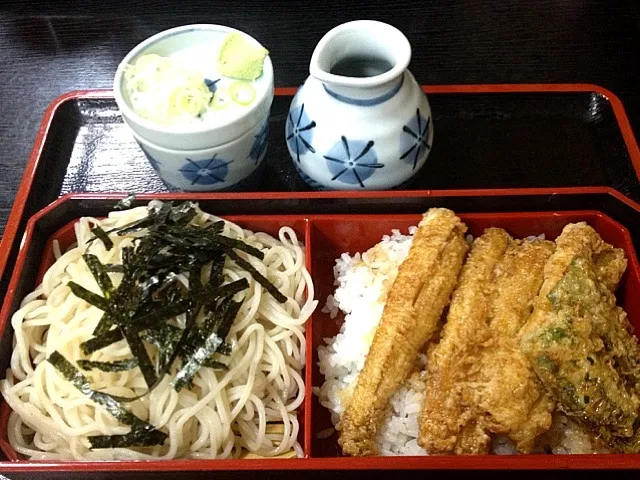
[
  {"xmin": 0, "ymin": 209, "xmax": 314, "ymax": 463},
  {"xmin": 3, "ymin": 197, "xmax": 640, "ymax": 471},
  {"xmin": 308, "ymin": 211, "xmax": 640, "ymax": 458}
]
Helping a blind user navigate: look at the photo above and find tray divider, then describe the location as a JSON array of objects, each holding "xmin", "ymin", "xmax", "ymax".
[{"xmin": 303, "ymin": 215, "xmax": 314, "ymax": 458}]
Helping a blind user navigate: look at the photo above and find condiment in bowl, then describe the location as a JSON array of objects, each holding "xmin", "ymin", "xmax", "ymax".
[{"xmin": 114, "ymin": 24, "xmax": 274, "ymax": 151}]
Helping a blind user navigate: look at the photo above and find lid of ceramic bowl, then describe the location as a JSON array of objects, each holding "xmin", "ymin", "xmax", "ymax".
[{"xmin": 114, "ymin": 24, "xmax": 274, "ymax": 150}]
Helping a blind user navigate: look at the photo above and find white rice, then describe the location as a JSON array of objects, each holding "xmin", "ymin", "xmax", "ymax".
[
  {"xmin": 316, "ymin": 227, "xmax": 427, "ymax": 455},
  {"xmin": 316, "ymin": 227, "xmax": 604, "ymax": 456}
]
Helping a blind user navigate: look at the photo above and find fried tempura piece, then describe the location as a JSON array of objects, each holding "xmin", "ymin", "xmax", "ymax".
[
  {"xmin": 419, "ymin": 228, "xmax": 510, "ymax": 454},
  {"xmin": 339, "ymin": 208, "xmax": 468, "ymax": 457},
  {"xmin": 460, "ymin": 239, "xmax": 555, "ymax": 453},
  {"xmin": 520, "ymin": 223, "xmax": 640, "ymax": 453},
  {"xmin": 419, "ymin": 230, "xmax": 555, "ymax": 454}
]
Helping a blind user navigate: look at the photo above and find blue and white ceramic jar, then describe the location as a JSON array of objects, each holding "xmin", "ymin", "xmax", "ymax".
[{"xmin": 286, "ymin": 20, "xmax": 433, "ymax": 190}]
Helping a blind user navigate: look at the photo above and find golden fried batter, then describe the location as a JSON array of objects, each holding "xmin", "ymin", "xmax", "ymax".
[
  {"xmin": 419, "ymin": 230, "xmax": 554, "ymax": 454},
  {"xmin": 419, "ymin": 228, "xmax": 510, "ymax": 454},
  {"xmin": 462, "ymin": 239, "xmax": 555, "ymax": 453},
  {"xmin": 339, "ymin": 208, "xmax": 468, "ymax": 457},
  {"xmin": 520, "ymin": 223, "xmax": 640, "ymax": 453}
]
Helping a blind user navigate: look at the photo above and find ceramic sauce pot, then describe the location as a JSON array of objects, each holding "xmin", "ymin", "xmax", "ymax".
[{"xmin": 286, "ymin": 20, "xmax": 432, "ymax": 190}]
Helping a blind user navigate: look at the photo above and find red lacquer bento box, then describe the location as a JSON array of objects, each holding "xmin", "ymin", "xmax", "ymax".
[{"xmin": 2, "ymin": 193, "xmax": 640, "ymax": 475}]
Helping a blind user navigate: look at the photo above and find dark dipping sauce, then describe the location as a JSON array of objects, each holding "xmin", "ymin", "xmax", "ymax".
[{"xmin": 330, "ymin": 55, "xmax": 394, "ymax": 78}]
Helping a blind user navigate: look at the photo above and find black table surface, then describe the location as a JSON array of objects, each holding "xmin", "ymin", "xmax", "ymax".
[{"xmin": 0, "ymin": 1, "xmax": 639, "ymax": 477}]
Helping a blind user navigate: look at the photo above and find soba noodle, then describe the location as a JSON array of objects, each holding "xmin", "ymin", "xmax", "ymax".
[{"xmin": 0, "ymin": 203, "xmax": 316, "ymax": 460}]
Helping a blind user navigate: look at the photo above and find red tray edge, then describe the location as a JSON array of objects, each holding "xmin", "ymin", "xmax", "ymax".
[
  {"xmin": 0, "ymin": 454, "xmax": 640, "ymax": 472},
  {"xmin": 5, "ymin": 186, "xmax": 640, "ymax": 296},
  {"xmin": 2, "ymin": 204, "xmax": 640, "ymax": 470}
]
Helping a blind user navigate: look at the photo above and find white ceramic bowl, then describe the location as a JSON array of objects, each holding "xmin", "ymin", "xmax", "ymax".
[
  {"xmin": 129, "ymin": 115, "xmax": 269, "ymax": 191},
  {"xmin": 114, "ymin": 24, "xmax": 274, "ymax": 150}
]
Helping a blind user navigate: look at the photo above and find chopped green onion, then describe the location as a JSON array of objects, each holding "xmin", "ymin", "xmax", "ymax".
[{"xmin": 229, "ymin": 81, "xmax": 256, "ymax": 106}]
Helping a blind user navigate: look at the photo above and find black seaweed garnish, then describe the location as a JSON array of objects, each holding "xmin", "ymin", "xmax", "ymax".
[
  {"xmin": 81, "ymin": 301, "xmax": 191, "ymax": 355},
  {"xmin": 218, "ymin": 342, "xmax": 232, "ymax": 356},
  {"xmin": 78, "ymin": 358, "xmax": 138, "ymax": 372},
  {"xmin": 172, "ymin": 298, "xmax": 242, "ymax": 392},
  {"xmin": 90, "ymin": 225, "xmax": 114, "ymax": 251},
  {"xmin": 142, "ymin": 324, "xmax": 183, "ymax": 371},
  {"xmin": 60, "ymin": 201, "xmax": 293, "ymax": 448},
  {"xmin": 47, "ymin": 351, "xmax": 166, "ymax": 448},
  {"xmin": 121, "ymin": 325, "xmax": 157, "ymax": 388},
  {"xmin": 88, "ymin": 428, "xmax": 167, "ymax": 449},
  {"xmin": 226, "ymin": 250, "xmax": 287, "ymax": 303},
  {"xmin": 114, "ymin": 194, "xmax": 136, "ymax": 210},
  {"xmin": 67, "ymin": 282, "xmax": 109, "ymax": 311}
]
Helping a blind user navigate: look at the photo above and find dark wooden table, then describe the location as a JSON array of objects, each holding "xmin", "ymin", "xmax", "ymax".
[{"xmin": 0, "ymin": 1, "xmax": 639, "ymax": 477}]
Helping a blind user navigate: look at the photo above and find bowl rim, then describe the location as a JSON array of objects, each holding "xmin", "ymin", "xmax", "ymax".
[
  {"xmin": 126, "ymin": 114, "xmax": 268, "ymax": 155},
  {"xmin": 113, "ymin": 23, "xmax": 274, "ymax": 137}
]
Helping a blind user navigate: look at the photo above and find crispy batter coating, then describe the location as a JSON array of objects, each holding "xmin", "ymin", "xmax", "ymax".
[
  {"xmin": 520, "ymin": 223, "xmax": 640, "ymax": 453},
  {"xmin": 419, "ymin": 230, "xmax": 554, "ymax": 454},
  {"xmin": 339, "ymin": 208, "xmax": 468, "ymax": 456},
  {"xmin": 419, "ymin": 228, "xmax": 510, "ymax": 453},
  {"xmin": 462, "ymin": 239, "xmax": 555, "ymax": 453}
]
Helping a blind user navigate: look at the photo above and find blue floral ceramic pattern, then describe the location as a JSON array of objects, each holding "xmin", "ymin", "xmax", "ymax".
[
  {"xmin": 179, "ymin": 155, "xmax": 232, "ymax": 186},
  {"xmin": 286, "ymin": 104, "xmax": 316, "ymax": 162},
  {"xmin": 323, "ymin": 136, "xmax": 383, "ymax": 188},
  {"xmin": 247, "ymin": 120, "xmax": 269, "ymax": 164},
  {"xmin": 400, "ymin": 109, "xmax": 431, "ymax": 169}
]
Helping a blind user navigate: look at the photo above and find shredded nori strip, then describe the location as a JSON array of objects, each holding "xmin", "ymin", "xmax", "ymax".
[
  {"xmin": 218, "ymin": 342, "xmax": 232, "ymax": 356},
  {"xmin": 187, "ymin": 278, "xmax": 249, "ymax": 313},
  {"xmin": 88, "ymin": 428, "xmax": 167, "ymax": 449},
  {"xmin": 80, "ymin": 300, "xmax": 191, "ymax": 354},
  {"xmin": 70, "ymin": 252, "xmax": 157, "ymax": 387},
  {"xmin": 142, "ymin": 324, "xmax": 183, "ymax": 371},
  {"xmin": 83, "ymin": 254, "xmax": 114, "ymax": 297},
  {"xmin": 47, "ymin": 351, "xmax": 166, "ymax": 448},
  {"xmin": 172, "ymin": 299, "xmax": 242, "ymax": 392},
  {"xmin": 67, "ymin": 282, "xmax": 109, "ymax": 311},
  {"xmin": 120, "ymin": 325, "xmax": 157, "ymax": 387},
  {"xmin": 209, "ymin": 235, "xmax": 265, "ymax": 260},
  {"xmin": 78, "ymin": 358, "xmax": 138, "ymax": 372},
  {"xmin": 114, "ymin": 194, "xmax": 136, "ymax": 211},
  {"xmin": 68, "ymin": 201, "xmax": 286, "ymax": 406},
  {"xmin": 208, "ymin": 278, "xmax": 249, "ymax": 299},
  {"xmin": 226, "ymin": 249, "xmax": 287, "ymax": 303},
  {"xmin": 105, "ymin": 264, "xmax": 124, "ymax": 273},
  {"xmin": 90, "ymin": 225, "xmax": 114, "ymax": 251},
  {"xmin": 172, "ymin": 330, "xmax": 224, "ymax": 392}
]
